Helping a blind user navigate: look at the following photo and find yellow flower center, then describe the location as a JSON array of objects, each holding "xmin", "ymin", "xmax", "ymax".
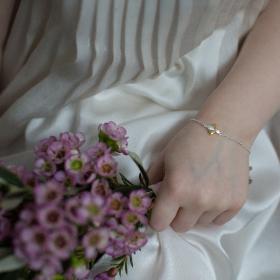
[
  {"xmin": 71, "ymin": 160, "xmax": 83, "ymax": 171},
  {"xmin": 111, "ymin": 200, "xmax": 121, "ymax": 210},
  {"xmin": 102, "ymin": 164, "xmax": 112, "ymax": 173},
  {"xmin": 87, "ymin": 205, "xmax": 100, "ymax": 215},
  {"xmin": 89, "ymin": 234, "xmax": 100, "ymax": 246},
  {"xmin": 132, "ymin": 196, "xmax": 141, "ymax": 207}
]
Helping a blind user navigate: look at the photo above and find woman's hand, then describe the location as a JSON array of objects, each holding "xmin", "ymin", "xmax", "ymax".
[
  {"xmin": 148, "ymin": 0, "xmax": 280, "ymax": 233},
  {"xmin": 148, "ymin": 120, "xmax": 250, "ymax": 232}
]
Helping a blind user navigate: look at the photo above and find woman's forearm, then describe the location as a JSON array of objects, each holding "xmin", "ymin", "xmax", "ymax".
[{"xmin": 196, "ymin": 0, "xmax": 280, "ymax": 148}]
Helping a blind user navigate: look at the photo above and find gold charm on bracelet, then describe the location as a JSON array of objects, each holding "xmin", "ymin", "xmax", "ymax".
[
  {"xmin": 189, "ymin": 118, "xmax": 251, "ymax": 154},
  {"xmin": 205, "ymin": 124, "xmax": 222, "ymax": 136}
]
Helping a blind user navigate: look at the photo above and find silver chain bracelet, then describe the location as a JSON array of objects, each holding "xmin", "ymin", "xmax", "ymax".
[{"xmin": 189, "ymin": 118, "xmax": 251, "ymax": 154}]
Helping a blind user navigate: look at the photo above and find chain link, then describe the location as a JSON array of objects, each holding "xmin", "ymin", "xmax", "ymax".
[{"xmin": 189, "ymin": 118, "xmax": 251, "ymax": 154}]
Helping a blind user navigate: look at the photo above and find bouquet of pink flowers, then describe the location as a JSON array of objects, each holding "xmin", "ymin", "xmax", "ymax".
[{"xmin": 0, "ymin": 121, "xmax": 156, "ymax": 280}]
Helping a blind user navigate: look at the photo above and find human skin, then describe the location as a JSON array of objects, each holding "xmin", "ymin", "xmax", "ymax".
[{"xmin": 148, "ymin": 0, "xmax": 280, "ymax": 232}]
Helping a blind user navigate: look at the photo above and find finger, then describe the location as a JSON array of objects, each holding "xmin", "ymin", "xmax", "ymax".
[
  {"xmin": 170, "ymin": 207, "xmax": 203, "ymax": 233},
  {"xmin": 147, "ymin": 153, "xmax": 165, "ymax": 185},
  {"xmin": 149, "ymin": 182, "xmax": 161, "ymax": 195},
  {"xmin": 212, "ymin": 210, "xmax": 238, "ymax": 225},
  {"xmin": 149, "ymin": 181, "xmax": 179, "ymax": 232},
  {"xmin": 196, "ymin": 210, "xmax": 223, "ymax": 225}
]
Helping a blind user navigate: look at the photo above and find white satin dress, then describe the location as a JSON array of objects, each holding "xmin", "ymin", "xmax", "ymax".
[{"xmin": 1, "ymin": 1, "xmax": 280, "ymax": 279}]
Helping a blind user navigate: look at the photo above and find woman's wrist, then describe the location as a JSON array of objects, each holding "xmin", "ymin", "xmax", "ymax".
[
  {"xmin": 194, "ymin": 89, "xmax": 261, "ymax": 150},
  {"xmin": 192, "ymin": 0, "xmax": 280, "ymax": 151},
  {"xmin": 188, "ymin": 118, "xmax": 251, "ymax": 154}
]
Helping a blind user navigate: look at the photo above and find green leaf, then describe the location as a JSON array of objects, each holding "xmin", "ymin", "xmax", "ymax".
[
  {"xmin": 113, "ymin": 256, "xmax": 125, "ymax": 262},
  {"xmin": 128, "ymin": 151, "xmax": 149, "ymax": 187},
  {"xmin": 139, "ymin": 173, "xmax": 145, "ymax": 186},
  {"xmin": 0, "ymin": 197, "xmax": 24, "ymax": 211},
  {"xmin": 53, "ymin": 274, "xmax": 65, "ymax": 280},
  {"xmin": 119, "ymin": 173, "xmax": 134, "ymax": 186},
  {"xmin": 0, "ymin": 255, "xmax": 25, "ymax": 273},
  {"xmin": 98, "ymin": 131, "xmax": 119, "ymax": 152},
  {"xmin": 124, "ymin": 259, "xmax": 128, "ymax": 274},
  {"xmin": 129, "ymin": 255, "xmax": 134, "ymax": 267},
  {"xmin": 0, "ymin": 248, "xmax": 12, "ymax": 259},
  {"xmin": 128, "ymin": 151, "xmax": 142, "ymax": 165},
  {"xmin": 0, "ymin": 269, "xmax": 26, "ymax": 280},
  {"xmin": 6, "ymin": 185, "xmax": 29, "ymax": 196},
  {"xmin": 71, "ymin": 255, "xmax": 86, "ymax": 268},
  {"xmin": 113, "ymin": 185, "xmax": 142, "ymax": 195},
  {"xmin": 0, "ymin": 167, "xmax": 24, "ymax": 188}
]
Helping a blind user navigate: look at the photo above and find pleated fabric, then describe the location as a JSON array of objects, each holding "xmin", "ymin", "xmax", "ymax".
[
  {"xmin": 1, "ymin": 1, "xmax": 280, "ymax": 279},
  {"xmin": 0, "ymin": 0, "xmax": 269, "ymax": 151}
]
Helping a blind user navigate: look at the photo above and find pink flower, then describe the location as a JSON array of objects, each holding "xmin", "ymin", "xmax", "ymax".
[
  {"xmin": 19, "ymin": 225, "xmax": 48, "ymax": 257},
  {"xmin": 54, "ymin": 171, "xmax": 78, "ymax": 188},
  {"xmin": 98, "ymin": 121, "xmax": 128, "ymax": 154},
  {"xmin": 81, "ymin": 193, "xmax": 106, "ymax": 226},
  {"xmin": 47, "ymin": 141, "xmax": 70, "ymax": 164},
  {"xmin": 95, "ymin": 154, "xmax": 117, "ymax": 178},
  {"xmin": 59, "ymin": 132, "xmax": 85, "ymax": 149},
  {"xmin": 34, "ymin": 158, "xmax": 56, "ymax": 177},
  {"xmin": 105, "ymin": 217, "xmax": 119, "ymax": 230},
  {"xmin": 65, "ymin": 197, "xmax": 88, "ymax": 225},
  {"xmin": 78, "ymin": 161, "xmax": 97, "ymax": 184},
  {"xmin": 105, "ymin": 240, "xmax": 126, "ymax": 258},
  {"xmin": 105, "ymin": 225, "xmax": 129, "ymax": 257},
  {"xmin": 126, "ymin": 231, "xmax": 147, "ymax": 254},
  {"xmin": 21, "ymin": 171, "xmax": 38, "ymax": 188},
  {"xmin": 19, "ymin": 205, "xmax": 36, "ymax": 224},
  {"xmin": 106, "ymin": 192, "xmax": 127, "ymax": 218},
  {"xmin": 37, "ymin": 205, "xmax": 65, "ymax": 229},
  {"xmin": 128, "ymin": 190, "xmax": 152, "ymax": 214},
  {"xmin": 48, "ymin": 228, "xmax": 77, "ymax": 260},
  {"xmin": 65, "ymin": 262, "xmax": 91, "ymax": 280},
  {"xmin": 82, "ymin": 228, "xmax": 110, "ymax": 259},
  {"xmin": 91, "ymin": 178, "xmax": 112, "ymax": 197},
  {"xmin": 121, "ymin": 211, "xmax": 147, "ymax": 230},
  {"xmin": 39, "ymin": 255, "xmax": 63, "ymax": 277},
  {"xmin": 65, "ymin": 153, "xmax": 89, "ymax": 175},
  {"xmin": 86, "ymin": 142, "xmax": 111, "ymax": 160},
  {"xmin": 34, "ymin": 180, "xmax": 64, "ymax": 205},
  {"xmin": 109, "ymin": 224, "xmax": 130, "ymax": 243},
  {"xmin": 34, "ymin": 136, "xmax": 57, "ymax": 158}
]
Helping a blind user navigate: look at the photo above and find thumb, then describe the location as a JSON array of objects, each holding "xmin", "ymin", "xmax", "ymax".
[
  {"xmin": 149, "ymin": 181, "xmax": 161, "ymax": 195},
  {"xmin": 147, "ymin": 152, "xmax": 165, "ymax": 186}
]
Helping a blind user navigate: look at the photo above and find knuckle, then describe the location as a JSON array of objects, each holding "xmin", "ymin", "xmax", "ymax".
[
  {"xmin": 214, "ymin": 198, "xmax": 230, "ymax": 212},
  {"xmin": 213, "ymin": 191, "xmax": 235, "ymax": 211},
  {"xmin": 168, "ymin": 184, "xmax": 184, "ymax": 200},
  {"xmin": 230, "ymin": 199, "xmax": 245, "ymax": 211},
  {"xmin": 195, "ymin": 192, "xmax": 211, "ymax": 208},
  {"xmin": 165, "ymin": 178, "xmax": 187, "ymax": 200}
]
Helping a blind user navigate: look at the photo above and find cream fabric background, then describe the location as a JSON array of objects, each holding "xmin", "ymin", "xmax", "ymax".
[{"xmin": 1, "ymin": 0, "xmax": 280, "ymax": 279}]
